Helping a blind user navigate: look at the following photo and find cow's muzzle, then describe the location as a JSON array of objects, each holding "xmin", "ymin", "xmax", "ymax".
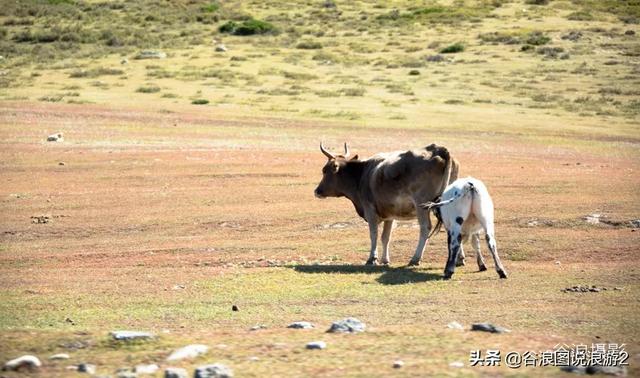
[{"xmin": 314, "ymin": 187, "xmax": 326, "ymax": 199}]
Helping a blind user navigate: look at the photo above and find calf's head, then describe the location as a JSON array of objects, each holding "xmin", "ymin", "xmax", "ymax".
[{"xmin": 314, "ymin": 142, "xmax": 357, "ymax": 199}]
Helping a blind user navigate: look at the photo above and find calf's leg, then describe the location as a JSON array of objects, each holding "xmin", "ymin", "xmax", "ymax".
[
  {"xmin": 443, "ymin": 225, "xmax": 463, "ymax": 279},
  {"xmin": 471, "ymin": 233, "xmax": 487, "ymax": 271}
]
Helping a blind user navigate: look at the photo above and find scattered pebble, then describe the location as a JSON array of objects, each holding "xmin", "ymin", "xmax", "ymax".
[
  {"xmin": 564, "ymin": 285, "xmax": 609, "ymax": 293},
  {"xmin": 471, "ymin": 323, "xmax": 510, "ymax": 334},
  {"xmin": 135, "ymin": 363, "xmax": 159, "ymax": 374},
  {"xmin": 167, "ymin": 344, "xmax": 209, "ymax": 361},
  {"xmin": 248, "ymin": 356, "xmax": 260, "ymax": 362},
  {"xmin": 215, "ymin": 44, "xmax": 228, "ymax": 52},
  {"xmin": 164, "ymin": 367, "xmax": 188, "ymax": 378},
  {"xmin": 231, "ymin": 305, "xmax": 239, "ymax": 312},
  {"xmin": 327, "ymin": 317, "xmax": 366, "ymax": 333},
  {"xmin": 447, "ymin": 321, "xmax": 464, "ymax": 330},
  {"xmin": 31, "ymin": 215, "xmax": 50, "ymax": 224},
  {"xmin": 306, "ymin": 341, "xmax": 327, "ymax": 350},
  {"xmin": 449, "ymin": 361, "xmax": 464, "ymax": 368},
  {"xmin": 250, "ymin": 324, "xmax": 267, "ymax": 331},
  {"xmin": 49, "ymin": 353, "xmax": 70, "ymax": 360},
  {"xmin": 77, "ymin": 363, "xmax": 96, "ymax": 374},
  {"xmin": 47, "ymin": 133, "xmax": 64, "ymax": 142},
  {"xmin": 584, "ymin": 214, "xmax": 601, "ymax": 225},
  {"xmin": 194, "ymin": 363, "xmax": 234, "ymax": 378},
  {"xmin": 288, "ymin": 321, "xmax": 314, "ymax": 329},
  {"xmin": 3, "ymin": 355, "xmax": 41, "ymax": 371},
  {"xmin": 393, "ymin": 360, "xmax": 404, "ymax": 368},
  {"xmin": 110, "ymin": 330, "xmax": 155, "ymax": 341},
  {"xmin": 58, "ymin": 162, "xmax": 65, "ymax": 166}
]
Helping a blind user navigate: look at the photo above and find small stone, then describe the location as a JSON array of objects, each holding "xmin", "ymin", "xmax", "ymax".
[
  {"xmin": 116, "ymin": 369, "xmax": 137, "ymax": 378},
  {"xmin": 47, "ymin": 133, "xmax": 64, "ymax": 142},
  {"xmin": 327, "ymin": 317, "xmax": 366, "ymax": 333},
  {"xmin": 449, "ymin": 361, "xmax": 464, "ymax": 368},
  {"xmin": 59, "ymin": 162, "xmax": 65, "ymax": 166},
  {"xmin": 471, "ymin": 323, "xmax": 510, "ymax": 334},
  {"xmin": 248, "ymin": 356, "xmax": 259, "ymax": 362},
  {"xmin": 3, "ymin": 355, "xmax": 41, "ymax": 371},
  {"xmin": 584, "ymin": 214, "xmax": 601, "ymax": 224},
  {"xmin": 614, "ymin": 287, "xmax": 623, "ymax": 291},
  {"xmin": 121, "ymin": 58, "xmax": 129, "ymax": 65},
  {"xmin": 287, "ymin": 321, "xmax": 314, "ymax": 329},
  {"xmin": 393, "ymin": 360, "xmax": 404, "ymax": 368},
  {"xmin": 194, "ymin": 363, "xmax": 233, "ymax": 378},
  {"xmin": 167, "ymin": 344, "xmax": 209, "ymax": 361},
  {"xmin": 250, "ymin": 325, "xmax": 267, "ymax": 331},
  {"xmin": 164, "ymin": 367, "xmax": 188, "ymax": 378},
  {"xmin": 589, "ymin": 288, "xmax": 601, "ymax": 292},
  {"xmin": 135, "ymin": 363, "xmax": 159, "ymax": 374},
  {"xmin": 447, "ymin": 321, "xmax": 464, "ymax": 330},
  {"xmin": 110, "ymin": 330, "xmax": 155, "ymax": 341},
  {"xmin": 215, "ymin": 44, "xmax": 227, "ymax": 52},
  {"xmin": 231, "ymin": 305, "xmax": 239, "ymax": 312},
  {"xmin": 77, "ymin": 363, "xmax": 96, "ymax": 374},
  {"xmin": 49, "ymin": 353, "xmax": 70, "ymax": 360},
  {"xmin": 306, "ymin": 341, "xmax": 327, "ymax": 350}
]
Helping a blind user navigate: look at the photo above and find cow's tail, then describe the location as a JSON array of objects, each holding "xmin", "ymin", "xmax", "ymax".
[
  {"xmin": 422, "ymin": 181, "xmax": 475, "ymax": 238},
  {"xmin": 423, "ymin": 145, "xmax": 454, "ymax": 239}
]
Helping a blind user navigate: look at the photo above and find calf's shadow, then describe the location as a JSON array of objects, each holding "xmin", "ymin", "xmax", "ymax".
[{"xmin": 292, "ymin": 264, "xmax": 442, "ymax": 285}]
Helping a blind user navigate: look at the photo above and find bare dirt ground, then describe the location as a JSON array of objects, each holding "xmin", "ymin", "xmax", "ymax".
[{"xmin": 1, "ymin": 101, "xmax": 638, "ymax": 377}]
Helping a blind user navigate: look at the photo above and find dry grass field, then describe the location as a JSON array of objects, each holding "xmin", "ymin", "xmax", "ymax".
[{"xmin": 1, "ymin": 0, "xmax": 639, "ymax": 377}]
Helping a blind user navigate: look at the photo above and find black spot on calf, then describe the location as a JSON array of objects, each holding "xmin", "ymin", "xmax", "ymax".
[
  {"xmin": 457, "ymin": 234, "xmax": 462, "ymax": 243},
  {"xmin": 455, "ymin": 216, "xmax": 464, "ymax": 225}
]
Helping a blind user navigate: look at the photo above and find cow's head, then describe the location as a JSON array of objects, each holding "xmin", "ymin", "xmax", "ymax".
[{"xmin": 314, "ymin": 142, "xmax": 358, "ymax": 199}]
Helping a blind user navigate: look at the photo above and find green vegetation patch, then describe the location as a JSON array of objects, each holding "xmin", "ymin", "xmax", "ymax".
[{"xmin": 218, "ymin": 19, "xmax": 277, "ymax": 35}]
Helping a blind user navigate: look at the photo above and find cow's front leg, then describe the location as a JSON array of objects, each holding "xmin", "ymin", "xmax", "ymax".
[
  {"xmin": 408, "ymin": 209, "xmax": 431, "ymax": 266},
  {"xmin": 380, "ymin": 220, "xmax": 395, "ymax": 265},
  {"xmin": 365, "ymin": 219, "xmax": 379, "ymax": 265}
]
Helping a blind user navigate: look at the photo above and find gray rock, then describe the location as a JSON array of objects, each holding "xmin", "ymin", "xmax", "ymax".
[
  {"xmin": 287, "ymin": 321, "xmax": 314, "ymax": 329},
  {"xmin": 447, "ymin": 321, "xmax": 464, "ymax": 330},
  {"xmin": 167, "ymin": 344, "xmax": 209, "ymax": 361},
  {"xmin": 425, "ymin": 54, "xmax": 446, "ymax": 62},
  {"xmin": 393, "ymin": 360, "xmax": 404, "ymax": 368},
  {"xmin": 47, "ymin": 133, "xmax": 64, "ymax": 142},
  {"xmin": 306, "ymin": 341, "xmax": 327, "ymax": 350},
  {"xmin": 110, "ymin": 330, "xmax": 155, "ymax": 341},
  {"xmin": 561, "ymin": 365, "xmax": 627, "ymax": 376},
  {"xmin": 121, "ymin": 58, "xmax": 129, "ymax": 65},
  {"xmin": 194, "ymin": 363, "xmax": 233, "ymax": 378},
  {"xmin": 471, "ymin": 323, "xmax": 510, "ymax": 334},
  {"xmin": 165, "ymin": 367, "xmax": 188, "ymax": 378},
  {"xmin": 3, "ymin": 355, "xmax": 41, "ymax": 371},
  {"xmin": 449, "ymin": 361, "xmax": 464, "ymax": 368},
  {"xmin": 250, "ymin": 325, "xmax": 267, "ymax": 331},
  {"xmin": 215, "ymin": 44, "xmax": 227, "ymax": 52},
  {"xmin": 116, "ymin": 369, "xmax": 137, "ymax": 378},
  {"xmin": 78, "ymin": 363, "xmax": 96, "ymax": 374},
  {"xmin": 49, "ymin": 353, "xmax": 70, "ymax": 360},
  {"xmin": 327, "ymin": 317, "xmax": 365, "ymax": 333},
  {"xmin": 135, "ymin": 364, "xmax": 159, "ymax": 374},
  {"xmin": 584, "ymin": 214, "xmax": 601, "ymax": 224},
  {"xmin": 134, "ymin": 50, "xmax": 167, "ymax": 60}
]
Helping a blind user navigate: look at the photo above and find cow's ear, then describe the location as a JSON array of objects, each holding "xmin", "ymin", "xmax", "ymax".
[{"xmin": 350, "ymin": 154, "xmax": 359, "ymax": 161}]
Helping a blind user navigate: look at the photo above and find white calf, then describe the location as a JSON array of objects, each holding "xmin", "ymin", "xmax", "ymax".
[{"xmin": 422, "ymin": 177, "xmax": 507, "ymax": 280}]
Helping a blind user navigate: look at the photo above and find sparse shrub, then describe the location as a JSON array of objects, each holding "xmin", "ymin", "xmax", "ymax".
[
  {"xmin": 409, "ymin": 70, "xmax": 420, "ymax": 75},
  {"xmin": 38, "ymin": 94, "xmax": 64, "ymax": 102},
  {"xmin": 69, "ymin": 67, "xmax": 124, "ymax": 78},
  {"xmin": 444, "ymin": 99, "xmax": 464, "ymax": 104},
  {"xmin": 521, "ymin": 44, "xmax": 534, "ymax": 51},
  {"xmin": 191, "ymin": 99, "xmax": 209, "ymax": 104},
  {"xmin": 537, "ymin": 46, "xmax": 564, "ymax": 58},
  {"xmin": 282, "ymin": 71, "xmax": 317, "ymax": 81},
  {"xmin": 340, "ymin": 87, "xmax": 366, "ymax": 96},
  {"xmin": 201, "ymin": 2, "xmax": 219, "ymax": 13},
  {"xmin": 136, "ymin": 85, "xmax": 161, "ymax": 93},
  {"xmin": 440, "ymin": 43, "xmax": 464, "ymax": 53},
  {"xmin": 161, "ymin": 93, "xmax": 179, "ymax": 98},
  {"xmin": 524, "ymin": 31, "xmax": 550, "ymax": 46},
  {"xmin": 525, "ymin": 0, "xmax": 550, "ymax": 4},
  {"xmin": 567, "ymin": 11, "xmax": 593, "ymax": 21},
  {"xmin": 425, "ymin": 54, "xmax": 446, "ymax": 62},
  {"xmin": 219, "ymin": 19, "xmax": 277, "ymax": 35},
  {"xmin": 296, "ymin": 40, "xmax": 322, "ymax": 49}
]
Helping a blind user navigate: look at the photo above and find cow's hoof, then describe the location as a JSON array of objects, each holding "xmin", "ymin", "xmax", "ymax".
[
  {"xmin": 498, "ymin": 270, "xmax": 508, "ymax": 279},
  {"xmin": 380, "ymin": 260, "xmax": 390, "ymax": 266},
  {"xmin": 478, "ymin": 265, "xmax": 487, "ymax": 272},
  {"xmin": 443, "ymin": 272, "xmax": 453, "ymax": 280},
  {"xmin": 365, "ymin": 258, "xmax": 378, "ymax": 266},
  {"xmin": 407, "ymin": 259, "xmax": 421, "ymax": 267},
  {"xmin": 455, "ymin": 259, "xmax": 465, "ymax": 267}
]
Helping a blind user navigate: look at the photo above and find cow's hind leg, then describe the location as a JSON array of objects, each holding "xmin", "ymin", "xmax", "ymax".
[
  {"xmin": 408, "ymin": 209, "xmax": 431, "ymax": 266},
  {"xmin": 444, "ymin": 224, "xmax": 463, "ymax": 279},
  {"xmin": 456, "ymin": 233, "xmax": 469, "ymax": 267},
  {"xmin": 471, "ymin": 233, "xmax": 487, "ymax": 271},
  {"xmin": 380, "ymin": 220, "xmax": 394, "ymax": 265}
]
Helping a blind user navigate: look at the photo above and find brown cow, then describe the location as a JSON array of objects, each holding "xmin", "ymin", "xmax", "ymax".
[{"xmin": 314, "ymin": 142, "xmax": 459, "ymax": 266}]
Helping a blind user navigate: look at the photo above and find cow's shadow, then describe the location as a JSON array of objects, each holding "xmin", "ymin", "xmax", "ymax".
[{"xmin": 292, "ymin": 265, "xmax": 442, "ymax": 285}]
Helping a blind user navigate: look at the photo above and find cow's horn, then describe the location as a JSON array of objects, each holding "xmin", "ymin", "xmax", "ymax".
[
  {"xmin": 343, "ymin": 142, "xmax": 350, "ymax": 158},
  {"xmin": 320, "ymin": 142, "xmax": 334, "ymax": 159}
]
